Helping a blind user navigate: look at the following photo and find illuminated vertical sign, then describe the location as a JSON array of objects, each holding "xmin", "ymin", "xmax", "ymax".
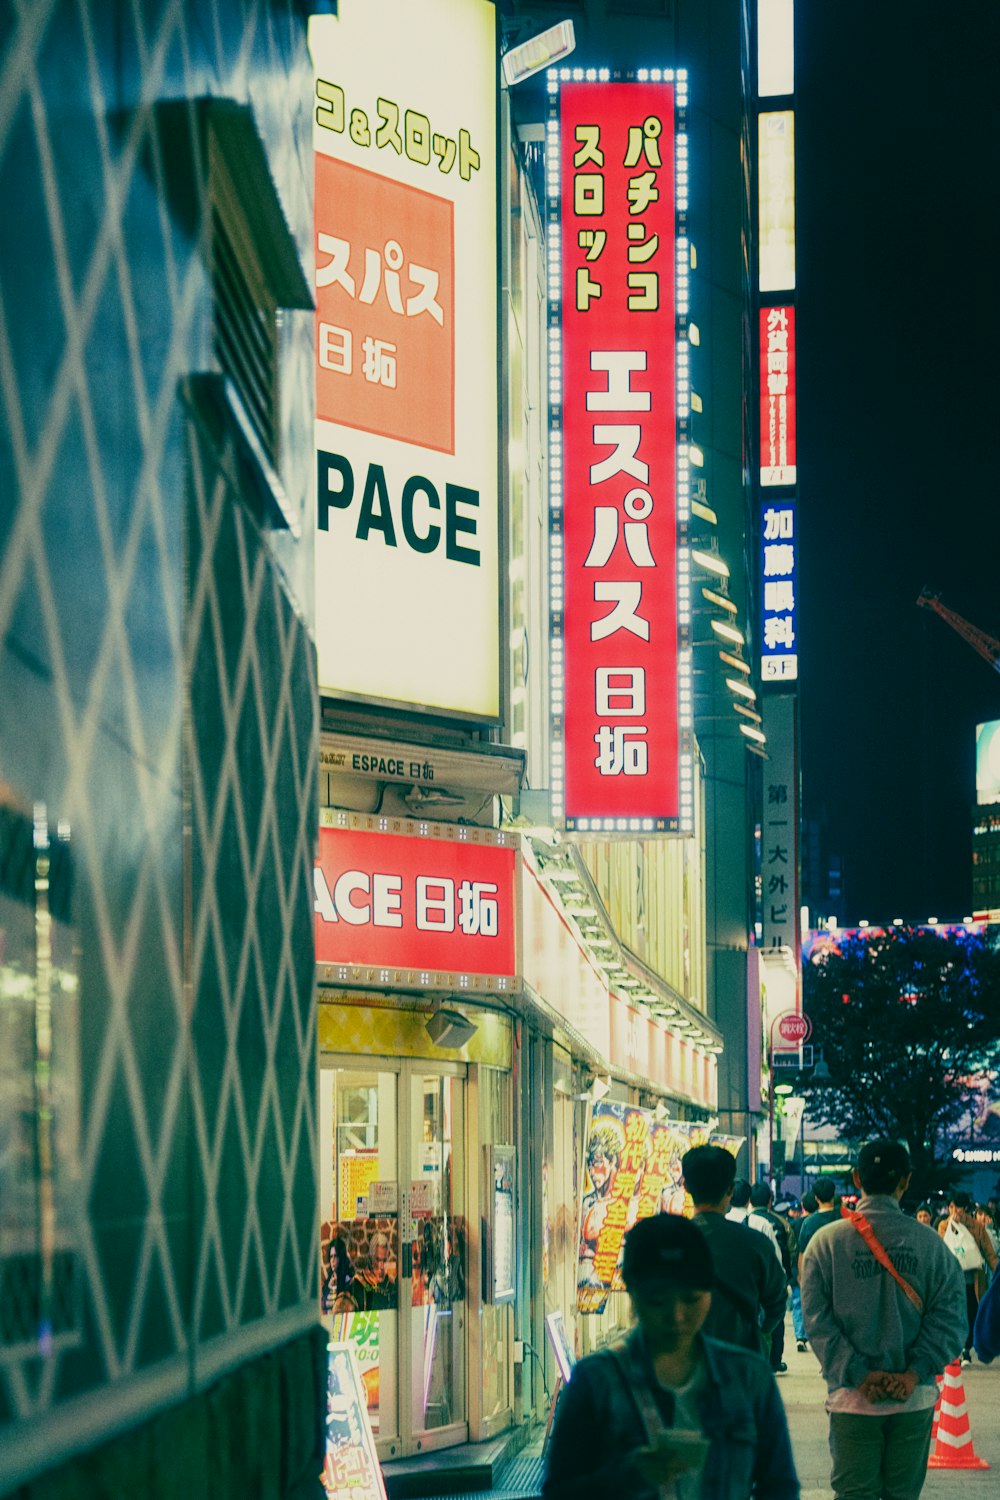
[
  {"xmin": 548, "ymin": 70, "xmax": 693, "ymax": 834},
  {"xmin": 311, "ymin": 0, "xmax": 499, "ymax": 718},
  {"xmin": 757, "ymin": 0, "xmax": 795, "ymax": 97},
  {"xmin": 760, "ymin": 501, "xmax": 797, "ymax": 681},
  {"xmin": 761, "ymin": 693, "xmax": 799, "ymax": 956},
  {"xmin": 758, "ymin": 111, "xmax": 795, "ymax": 292},
  {"xmin": 759, "ymin": 306, "xmax": 796, "ymax": 485}
]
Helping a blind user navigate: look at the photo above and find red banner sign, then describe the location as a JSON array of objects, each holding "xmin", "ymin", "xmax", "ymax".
[
  {"xmin": 759, "ymin": 304, "xmax": 796, "ymax": 486},
  {"xmin": 314, "ymin": 825, "xmax": 516, "ymax": 978},
  {"xmin": 557, "ymin": 80, "xmax": 679, "ymax": 829}
]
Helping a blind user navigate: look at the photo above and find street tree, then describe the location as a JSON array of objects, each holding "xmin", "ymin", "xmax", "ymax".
[{"xmin": 801, "ymin": 925, "xmax": 1000, "ymax": 1199}]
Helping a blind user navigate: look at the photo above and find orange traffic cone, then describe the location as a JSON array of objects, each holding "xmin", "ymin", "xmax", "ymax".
[
  {"xmin": 929, "ymin": 1373, "xmax": 943, "ymax": 1450},
  {"xmin": 927, "ymin": 1361, "xmax": 990, "ymax": 1470}
]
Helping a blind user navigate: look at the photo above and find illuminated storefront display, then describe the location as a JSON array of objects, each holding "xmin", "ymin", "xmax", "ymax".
[
  {"xmin": 311, "ymin": 0, "xmax": 499, "ymax": 718},
  {"xmin": 758, "ymin": 110, "xmax": 795, "ymax": 292},
  {"xmin": 760, "ymin": 500, "xmax": 797, "ymax": 681},
  {"xmin": 547, "ymin": 70, "xmax": 693, "ymax": 833},
  {"xmin": 314, "ymin": 816, "xmax": 517, "ymax": 988},
  {"xmin": 759, "ymin": 305, "xmax": 796, "ymax": 486}
]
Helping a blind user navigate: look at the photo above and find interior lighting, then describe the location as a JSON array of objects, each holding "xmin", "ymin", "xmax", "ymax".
[
  {"xmin": 710, "ymin": 619, "xmax": 745, "ymax": 646},
  {"xmin": 858, "ymin": 919, "xmax": 869, "ymax": 928},
  {"xmin": 739, "ymin": 724, "xmax": 767, "ymax": 745},
  {"xmin": 691, "ymin": 499, "xmax": 718, "ymax": 527},
  {"xmin": 726, "ymin": 677, "xmax": 756, "ymax": 700},
  {"xmin": 892, "ymin": 917, "xmax": 903, "ymax": 926},
  {"xmin": 703, "ymin": 587, "xmax": 737, "ymax": 614},
  {"xmin": 774, "ymin": 1083, "xmax": 795, "ymax": 1097},
  {"xmin": 718, "ymin": 650, "xmax": 749, "ymax": 674},
  {"xmin": 691, "ymin": 548, "xmax": 729, "ymax": 578},
  {"xmin": 734, "ymin": 703, "xmax": 762, "ymax": 723}
]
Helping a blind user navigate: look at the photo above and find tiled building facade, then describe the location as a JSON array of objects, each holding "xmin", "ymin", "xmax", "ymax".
[{"xmin": 0, "ymin": 3, "xmax": 324, "ymax": 1493}]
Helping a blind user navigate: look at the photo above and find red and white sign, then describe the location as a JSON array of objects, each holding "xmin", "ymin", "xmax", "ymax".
[
  {"xmin": 759, "ymin": 305, "xmax": 796, "ymax": 486},
  {"xmin": 314, "ymin": 825, "xmax": 516, "ymax": 978},
  {"xmin": 775, "ymin": 1010, "xmax": 810, "ymax": 1047},
  {"xmin": 557, "ymin": 80, "xmax": 680, "ymax": 829}
]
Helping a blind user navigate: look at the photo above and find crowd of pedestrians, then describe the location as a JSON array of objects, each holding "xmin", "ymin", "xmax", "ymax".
[{"xmin": 543, "ymin": 1139, "xmax": 999, "ymax": 1500}]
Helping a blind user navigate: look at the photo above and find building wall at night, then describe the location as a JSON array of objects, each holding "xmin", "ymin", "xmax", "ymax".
[{"xmin": 0, "ymin": 4, "xmax": 323, "ymax": 1494}]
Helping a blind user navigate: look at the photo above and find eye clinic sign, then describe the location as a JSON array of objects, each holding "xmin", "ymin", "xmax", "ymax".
[
  {"xmin": 314, "ymin": 823, "xmax": 517, "ymax": 981},
  {"xmin": 311, "ymin": 0, "xmax": 499, "ymax": 718}
]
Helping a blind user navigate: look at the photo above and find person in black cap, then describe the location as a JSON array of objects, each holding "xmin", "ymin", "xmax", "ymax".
[
  {"xmin": 800, "ymin": 1139, "xmax": 967, "ymax": 1500},
  {"xmin": 542, "ymin": 1213, "xmax": 799, "ymax": 1499}
]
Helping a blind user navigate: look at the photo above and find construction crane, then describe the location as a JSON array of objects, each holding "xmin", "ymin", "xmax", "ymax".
[{"xmin": 917, "ymin": 588, "xmax": 1000, "ymax": 674}]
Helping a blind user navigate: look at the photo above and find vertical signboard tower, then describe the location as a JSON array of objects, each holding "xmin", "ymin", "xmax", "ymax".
[{"xmin": 546, "ymin": 68, "xmax": 693, "ymax": 837}]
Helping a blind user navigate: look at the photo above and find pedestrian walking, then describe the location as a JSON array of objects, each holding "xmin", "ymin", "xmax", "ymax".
[
  {"xmin": 749, "ymin": 1182, "xmax": 796, "ymax": 1373},
  {"xmin": 786, "ymin": 1200, "xmax": 809, "ymax": 1352},
  {"xmin": 800, "ymin": 1139, "xmax": 967, "ymax": 1500},
  {"xmin": 542, "ymin": 1213, "xmax": 800, "ymax": 1500},
  {"xmin": 937, "ymin": 1189, "xmax": 998, "ymax": 1360},
  {"xmin": 796, "ymin": 1177, "xmax": 838, "ymax": 1269},
  {"xmin": 682, "ymin": 1145, "xmax": 787, "ymax": 1356}
]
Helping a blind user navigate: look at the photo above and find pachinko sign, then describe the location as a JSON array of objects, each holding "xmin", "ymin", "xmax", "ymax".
[
  {"xmin": 314, "ymin": 820, "xmax": 517, "ymax": 988},
  {"xmin": 311, "ymin": 0, "xmax": 499, "ymax": 718},
  {"xmin": 548, "ymin": 71, "xmax": 694, "ymax": 834}
]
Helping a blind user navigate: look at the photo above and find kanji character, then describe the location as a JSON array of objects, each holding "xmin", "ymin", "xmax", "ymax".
[
  {"xmin": 627, "ymin": 170, "xmax": 660, "ymax": 215},
  {"xmin": 768, "ymin": 873, "xmax": 789, "ymax": 896},
  {"xmin": 587, "ymin": 351, "xmax": 651, "ymax": 411},
  {"xmin": 575, "ymin": 172, "xmax": 605, "ymax": 215},
  {"xmin": 406, "ymin": 263, "xmax": 444, "ymax": 324},
  {"xmin": 591, "ymin": 581, "xmax": 650, "ymax": 641},
  {"xmin": 362, "ymin": 336, "xmax": 397, "ymax": 388},
  {"xmin": 574, "ymin": 123, "xmax": 604, "ymax": 167},
  {"xmin": 405, "ymin": 109, "xmax": 431, "ymax": 165},
  {"xmin": 767, "ymin": 372, "xmax": 789, "ymax": 395},
  {"xmin": 457, "ymin": 880, "xmax": 499, "ymax": 936},
  {"xmin": 578, "ymin": 229, "xmax": 607, "ymax": 261},
  {"xmin": 763, "ymin": 506, "xmax": 793, "ymax": 540},
  {"xmin": 624, "ymin": 115, "xmax": 663, "ymax": 169},
  {"xmin": 576, "ymin": 266, "xmax": 602, "ymax": 311},
  {"xmin": 594, "ymin": 724, "xmax": 648, "ymax": 776},
  {"xmin": 767, "ymin": 326, "xmax": 789, "ymax": 353},
  {"xmin": 763, "ymin": 543, "xmax": 795, "ymax": 576},
  {"xmin": 318, "ymin": 323, "xmax": 352, "ymax": 374},
  {"xmin": 627, "ymin": 271, "xmax": 659, "ymax": 310},
  {"xmin": 764, "ymin": 580, "xmax": 795, "ymax": 612},
  {"xmin": 595, "ymin": 666, "xmax": 645, "ymax": 717},
  {"xmin": 627, "ymin": 223, "xmax": 659, "ymax": 262},
  {"xmin": 316, "ymin": 234, "xmax": 355, "ymax": 296},
  {"xmin": 766, "ymin": 306, "xmax": 789, "ymax": 333},
  {"xmin": 433, "ymin": 133, "xmax": 456, "ymax": 173},
  {"xmin": 458, "ymin": 128, "xmax": 480, "ymax": 180},
  {"xmin": 590, "ymin": 425, "xmax": 648, "ymax": 485},
  {"xmin": 315, "ymin": 79, "xmax": 345, "ymax": 133},
  {"xmin": 376, "ymin": 98, "xmax": 402, "ymax": 153},
  {"xmin": 767, "ymin": 785, "xmax": 788, "ymax": 806},
  {"xmin": 764, "ymin": 615, "xmax": 795, "ymax": 649}
]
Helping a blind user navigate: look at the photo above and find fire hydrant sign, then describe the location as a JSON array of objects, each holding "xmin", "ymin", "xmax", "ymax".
[
  {"xmin": 311, "ymin": 0, "xmax": 499, "ymax": 719},
  {"xmin": 314, "ymin": 824, "xmax": 517, "ymax": 981}
]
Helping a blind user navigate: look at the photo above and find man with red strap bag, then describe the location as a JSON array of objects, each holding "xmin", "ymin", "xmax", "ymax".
[{"xmin": 800, "ymin": 1139, "xmax": 967, "ymax": 1500}]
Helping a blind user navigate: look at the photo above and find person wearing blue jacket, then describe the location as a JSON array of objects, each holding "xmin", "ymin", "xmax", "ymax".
[
  {"xmin": 972, "ymin": 1269, "xmax": 1000, "ymax": 1362},
  {"xmin": 542, "ymin": 1213, "xmax": 799, "ymax": 1500}
]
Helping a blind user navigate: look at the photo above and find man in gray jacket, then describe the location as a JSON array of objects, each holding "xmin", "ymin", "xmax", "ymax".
[{"xmin": 801, "ymin": 1139, "xmax": 967, "ymax": 1500}]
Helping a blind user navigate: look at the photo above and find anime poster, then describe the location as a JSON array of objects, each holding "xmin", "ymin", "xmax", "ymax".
[
  {"xmin": 577, "ymin": 1101, "xmax": 650, "ymax": 1313},
  {"xmin": 323, "ymin": 1343, "xmax": 387, "ymax": 1500}
]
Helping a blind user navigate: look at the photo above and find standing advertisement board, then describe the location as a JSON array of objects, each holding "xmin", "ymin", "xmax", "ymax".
[
  {"xmin": 311, "ymin": 1, "xmax": 499, "ymax": 718},
  {"xmin": 548, "ymin": 72, "xmax": 693, "ymax": 834}
]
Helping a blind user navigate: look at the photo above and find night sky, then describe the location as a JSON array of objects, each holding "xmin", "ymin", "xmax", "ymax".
[{"xmin": 794, "ymin": 3, "xmax": 1000, "ymax": 922}]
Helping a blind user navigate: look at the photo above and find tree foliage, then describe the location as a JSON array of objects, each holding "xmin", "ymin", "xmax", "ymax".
[{"xmin": 802, "ymin": 926, "xmax": 1000, "ymax": 1197}]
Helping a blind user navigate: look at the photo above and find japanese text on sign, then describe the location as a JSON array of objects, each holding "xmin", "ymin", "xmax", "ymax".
[
  {"xmin": 759, "ymin": 305, "xmax": 796, "ymax": 486},
  {"xmin": 761, "ymin": 502, "xmax": 797, "ymax": 681},
  {"xmin": 557, "ymin": 80, "xmax": 680, "ymax": 828},
  {"xmin": 316, "ymin": 80, "xmax": 482, "ymax": 182}
]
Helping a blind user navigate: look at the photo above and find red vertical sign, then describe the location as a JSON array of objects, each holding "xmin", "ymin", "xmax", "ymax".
[
  {"xmin": 559, "ymin": 82, "xmax": 678, "ymax": 828},
  {"xmin": 759, "ymin": 305, "xmax": 796, "ymax": 485}
]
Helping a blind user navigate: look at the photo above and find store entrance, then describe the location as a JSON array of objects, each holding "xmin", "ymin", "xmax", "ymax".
[{"xmin": 319, "ymin": 1058, "xmax": 468, "ymax": 1460}]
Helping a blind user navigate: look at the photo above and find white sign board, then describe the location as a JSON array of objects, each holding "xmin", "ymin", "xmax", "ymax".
[{"xmin": 311, "ymin": 0, "xmax": 499, "ymax": 718}]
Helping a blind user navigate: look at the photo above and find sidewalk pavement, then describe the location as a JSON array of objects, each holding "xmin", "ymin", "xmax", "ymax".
[{"xmin": 781, "ymin": 1328, "xmax": 1000, "ymax": 1499}]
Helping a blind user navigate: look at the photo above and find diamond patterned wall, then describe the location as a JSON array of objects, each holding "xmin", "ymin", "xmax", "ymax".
[{"xmin": 0, "ymin": 1, "xmax": 319, "ymax": 1487}]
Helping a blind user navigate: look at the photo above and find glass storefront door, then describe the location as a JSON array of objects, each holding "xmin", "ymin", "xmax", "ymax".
[{"xmin": 319, "ymin": 1057, "xmax": 467, "ymax": 1460}]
